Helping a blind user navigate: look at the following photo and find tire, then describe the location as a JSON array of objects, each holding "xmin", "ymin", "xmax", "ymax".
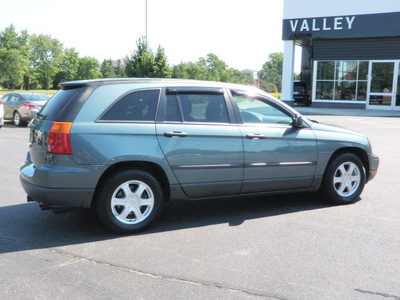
[
  {"xmin": 13, "ymin": 111, "xmax": 24, "ymax": 126},
  {"xmin": 96, "ymin": 169, "xmax": 163, "ymax": 233},
  {"xmin": 321, "ymin": 153, "xmax": 366, "ymax": 205}
]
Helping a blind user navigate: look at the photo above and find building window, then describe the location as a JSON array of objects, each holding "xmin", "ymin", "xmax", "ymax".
[{"xmin": 315, "ymin": 60, "xmax": 369, "ymax": 101}]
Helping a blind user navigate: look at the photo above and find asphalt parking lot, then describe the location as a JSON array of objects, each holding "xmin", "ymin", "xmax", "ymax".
[{"xmin": 0, "ymin": 112, "xmax": 399, "ymax": 300}]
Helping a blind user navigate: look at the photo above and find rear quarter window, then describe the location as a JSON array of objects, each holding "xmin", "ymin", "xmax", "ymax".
[{"xmin": 101, "ymin": 90, "xmax": 160, "ymax": 121}]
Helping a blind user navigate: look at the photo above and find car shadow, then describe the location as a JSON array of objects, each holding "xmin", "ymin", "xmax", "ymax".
[
  {"xmin": 0, "ymin": 193, "xmax": 352, "ymax": 254},
  {"xmin": 1, "ymin": 121, "xmax": 29, "ymax": 129}
]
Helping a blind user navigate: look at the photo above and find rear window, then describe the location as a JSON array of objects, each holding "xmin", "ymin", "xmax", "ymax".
[
  {"xmin": 37, "ymin": 89, "xmax": 80, "ymax": 121},
  {"xmin": 294, "ymin": 82, "xmax": 307, "ymax": 92}
]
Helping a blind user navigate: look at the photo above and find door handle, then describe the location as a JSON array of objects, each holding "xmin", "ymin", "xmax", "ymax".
[
  {"xmin": 164, "ymin": 131, "xmax": 188, "ymax": 137},
  {"xmin": 246, "ymin": 133, "xmax": 267, "ymax": 139}
]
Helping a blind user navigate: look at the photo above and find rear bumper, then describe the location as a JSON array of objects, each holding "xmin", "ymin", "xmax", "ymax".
[
  {"xmin": 293, "ymin": 96, "xmax": 311, "ymax": 104},
  {"xmin": 20, "ymin": 176, "xmax": 94, "ymax": 208}
]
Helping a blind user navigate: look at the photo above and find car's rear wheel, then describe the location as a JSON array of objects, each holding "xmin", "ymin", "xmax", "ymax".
[
  {"xmin": 321, "ymin": 153, "xmax": 366, "ymax": 204},
  {"xmin": 96, "ymin": 169, "xmax": 163, "ymax": 233},
  {"xmin": 13, "ymin": 111, "xmax": 24, "ymax": 126}
]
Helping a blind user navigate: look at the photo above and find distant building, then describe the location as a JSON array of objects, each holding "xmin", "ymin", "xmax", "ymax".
[{"xmin": 282, "ymin": 0, "xmax": 400, "ymax": 111}]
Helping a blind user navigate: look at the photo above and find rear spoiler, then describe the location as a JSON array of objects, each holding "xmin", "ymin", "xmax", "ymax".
[{"xmin": 59, "ymin": 81, "xmax": 91, "ymax": 90}]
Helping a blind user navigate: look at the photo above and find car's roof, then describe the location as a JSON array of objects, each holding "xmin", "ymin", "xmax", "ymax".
[{"xmin": 60, "ymin": 78, "xmax": 259, "ymax": 92}]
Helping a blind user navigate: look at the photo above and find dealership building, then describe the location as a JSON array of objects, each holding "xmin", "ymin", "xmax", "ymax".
[{"xmin": 281, "ymin": 0, "xmax": 400, "ymax": 111}]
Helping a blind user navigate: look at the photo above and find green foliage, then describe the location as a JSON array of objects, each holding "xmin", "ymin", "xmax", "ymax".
[
  {"xmin": 260, "ymin": 80, "xmax": 278, "ymax": 93},
  {"xmin": 259, "ymin": 52, "xmax": 283, "ymax": 93},
  {"xmin": 125, "ymin": 37, "xmax": 171, "ymax": 78},
  {"xmin": 0, "ymin": 89, "xmax": 56, "ymax": 97},
  {"xmin": 172, "ymin": 53, "xmax": 255, "ymax": 85},
  {"xmin": 0, "ymin": 25, "xmax": 30, "ymax": 89},
  {"xmin": 30, "ymin": 34, "xmax": 63, "ymax": 89},
  {"xmin": 0, "ymin": 25, "xmax": 282, "ymax": 93},
  {"xmin": 114, "ymin": 59, "xmax": 126, "ymax": 78},
  {"xmin": 101, "ymin": 59, "xmax": 116, "ymax": 78},
  {"xmin": 76, "ymin": 56, "xmax": 101, "ymax": 80},
  {"xmin": 100, "ymin": 59, "xmax": 126, "ymax": 78},
  {"xmin": 52, "ymin": 47, "xmax": 80, "ymax": 88},
  {"xmin": 154, "ymin": 46, "xmax": 171, "ymax": 78}
]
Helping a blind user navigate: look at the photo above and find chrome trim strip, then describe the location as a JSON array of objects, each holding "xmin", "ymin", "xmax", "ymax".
[
  {"xmin": 172, "ymin": 163, "xmax": 243, "ymax": 170},
  {"xmin": 248, "ymin": 161, "xmax": 317, "ymax": 167}
]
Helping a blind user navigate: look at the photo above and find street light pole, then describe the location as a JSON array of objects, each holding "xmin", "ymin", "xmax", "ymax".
[{"xmin": 145, "ymin": 0, "xmax": 148, "ymax": 42}]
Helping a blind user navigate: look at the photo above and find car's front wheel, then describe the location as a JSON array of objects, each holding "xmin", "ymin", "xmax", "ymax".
[
  {"xmin": 321, "ymin": 153, "xmax": 366, "ymax": 204},
  {"xmin": 96, "ymin": 169, "xmax": 163, "ymax": 233}
]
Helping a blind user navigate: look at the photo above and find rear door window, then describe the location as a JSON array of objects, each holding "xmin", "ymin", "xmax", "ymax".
[
  {"xmin": 165, "ymin": 93, "xmax": 229, "ymax": 123},
  {"xmin": 101, "ymin": 90, "xmax": 160, "ymax": 121}
]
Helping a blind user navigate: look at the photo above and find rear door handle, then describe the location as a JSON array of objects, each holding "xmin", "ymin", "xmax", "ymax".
[
  {"xmin": 246, "ymin": 133, "xmax": 267, "ymax": 139},
  {"xmin": 164, "ymin": 131, "xmax": 188, "ymax": 137}
]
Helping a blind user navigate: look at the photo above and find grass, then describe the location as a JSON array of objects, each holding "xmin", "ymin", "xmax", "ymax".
[{"xmin": 0, "ymin": 89, "xmax": 58, "ymax": 97}]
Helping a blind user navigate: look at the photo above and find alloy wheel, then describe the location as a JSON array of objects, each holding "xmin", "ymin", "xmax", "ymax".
[
  {"xmin": 333, "ymin": 161, "xmax": 361, "ymax": 197},
  {"xmin": 110, "ymin": 180, "xmax": 155, "ymax": 225}
]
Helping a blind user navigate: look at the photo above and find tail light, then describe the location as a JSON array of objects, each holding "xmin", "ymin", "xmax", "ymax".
[
  {"xmin": 47, "ymin": 122, "xmax": 73, "ymax": 154},
  {"xmin": 0, "ymin": 100, "xmax": 3, "ymax": 104},
  {"xmin": 24, "ymin": 104, "xmax": 36, "ymax": 109}
]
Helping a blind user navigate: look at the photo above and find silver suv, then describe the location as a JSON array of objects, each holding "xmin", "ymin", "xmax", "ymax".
[{"xmin": 20, "ymin": 79, "xmax": 379, "ymax": 233}]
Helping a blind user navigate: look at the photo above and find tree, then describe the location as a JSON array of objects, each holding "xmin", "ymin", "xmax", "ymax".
[
  {"xmin": 172, "ymin": 53, "xmax": 254, "ymax": 85},
  {"xmin": 30, "ymin": 34, "xmax": 63, "ymax": 89},
  {"xmin": 229, "ymin": 68, "xmax": 255, "ymax": 85},
  {"xmin": 114, "ymin": 59, "xmax": 126, "ymax": 78},
  {"xmin": 53, "ymin": 47, "xmax": 80, "ymax": 88},
  {"xmin": 172, "ymin": 61, "xmax": 207, "ymax": 80},
  {"xmin": 153, "ymin": 46, "xmax": 171, "ymax": 78},
  {"xmin": 0, "ymin": 25, "xmax": 30, "ymax": 89},
  {"xmin": 125, "ymin": 37, "xmax": 154, "ymax": 78},
  {"xmin": 258, "ymin": 52, "xmax": 283, "ymax": 92},
  {"xmin": 205, "ymin": 53, "xmax": 230, "ymax": 82},
  {"xmin": 76, "ymin": 56, "xmax": 101, "ymax": 80},
  {"xmin": 125, "ymin": 37, "xmax": 170, "ymax": 78},
  {"xmin": 101, "ymin": 59, "xmax": 116, "ymax": 78},
  {"xmin": 0, "ymin": 49, "xmax": 29, "ymax": 89}
]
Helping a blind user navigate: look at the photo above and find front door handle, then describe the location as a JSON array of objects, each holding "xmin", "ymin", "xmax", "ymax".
[
  {"xmin": 164, "ymin": 131, "xmax": 188, "ymax": 137},
  {"xmin": 246, "ymin": 133, "xmax": 267, "ymax": 139}
]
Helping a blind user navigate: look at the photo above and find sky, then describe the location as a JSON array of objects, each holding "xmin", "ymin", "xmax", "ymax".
[{"xmin": 0, "ymin": 0, "xmax": 287, "ymax": 71}]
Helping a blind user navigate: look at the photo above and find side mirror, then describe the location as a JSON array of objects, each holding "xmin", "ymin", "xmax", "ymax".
[{"xmin": 292, "ymin": 114, "xmax": 304, "ymax": 128}]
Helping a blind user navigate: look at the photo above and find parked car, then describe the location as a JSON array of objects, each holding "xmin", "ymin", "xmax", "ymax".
[
  {"xmin": 0, "ymin": 96, "xmax": 4, "ymax": 128},
  {"xmin": 293, "ymin": 81, "xmax": 312, "ymax": 106},
  {"xmin": 20, "ymin": 79, "xmax": 379, "ymax": 233},
  {"xmin": 2, "ymin": 93, "xmax": 50, "ymax": 126}
]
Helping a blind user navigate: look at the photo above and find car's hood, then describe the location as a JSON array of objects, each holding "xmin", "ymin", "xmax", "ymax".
[{"xmin": 309, "ymin": 120, "xmax": 366, "ymax": 138}]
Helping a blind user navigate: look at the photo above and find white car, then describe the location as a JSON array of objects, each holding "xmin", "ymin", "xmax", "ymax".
[{"xmin": 0, "ymin": 97, "xmax": 4, "ymax": 128}]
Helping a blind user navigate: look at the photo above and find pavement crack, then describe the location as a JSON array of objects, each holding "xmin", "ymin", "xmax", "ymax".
[
  {"xmin": 355, "ymin": 289, "xmax": 400, "ymax": 300},
  {"xmin": 47, "ymin": 248, "xmax": 284, "ymax": 299}
]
